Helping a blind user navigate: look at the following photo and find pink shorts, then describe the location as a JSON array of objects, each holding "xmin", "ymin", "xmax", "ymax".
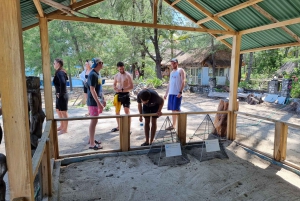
[{"xmin": 88, "ymin": 106, "xmax": 103, "ymax": 116}]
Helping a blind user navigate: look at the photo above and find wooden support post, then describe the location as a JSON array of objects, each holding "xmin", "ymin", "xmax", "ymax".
[
  {"xmin": 0, "ymin": 0, "xmax": 34, "ymax": 199},
  {"xmin": 52, "ymin": 121, "xmax": 59, "ymax": 159},
  {"xmin": 177, "ymin": 113, "xmax": 187, "ymax": 145},
  {"xmin": 39, "ymin": 17, "xmax": 53, "ymax": 120},
  {"xmin": 227, "ymin": 33, "xmax": 241, "ymax": 140},
  {"xmin": 41, "ymin": 139, "xmax": 52, "ymax": 197},
  {"xmin": 274, "ymin": 122, "xmax": 288, "ymax": 161},
  {"xmin": 119, "ymin": 116, "xmax": 130, "ymax": 151}
]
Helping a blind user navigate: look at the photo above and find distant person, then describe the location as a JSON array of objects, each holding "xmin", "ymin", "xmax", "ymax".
[
  {"xmin": 87, "ymin": 58, "xmax": 106, "ymax": 150},
  {"xmin": 111, "ymin": 61, "xmax": 133, "ymax": 132},
  {"xmin": 164, "ymin": 58, "xmax": 186, "ymax": 130},
  {"xmin": 137, "ymin": 89, "xmax": 164, "ymax": 146},
  {"xmin": 53, "ymin": 58, "xmax": 69, "ymax": 135},
  {"xmin": 79, "ymin": 60, "xmax": 92, "ymax": 109}
]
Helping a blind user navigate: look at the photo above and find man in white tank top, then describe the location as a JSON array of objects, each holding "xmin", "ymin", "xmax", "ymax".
[{"xmin": 164, "ymin": 58, "xmax": 186, "ymax": 130}]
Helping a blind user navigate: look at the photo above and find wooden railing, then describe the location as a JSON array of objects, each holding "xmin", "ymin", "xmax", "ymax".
[
  {"xmin": 31, "ymin": 120, "xmax": 57, "ymax": 198},
  {"xmin": 235, "ymin": 111, "xmax": 300, "ymax": 171}
]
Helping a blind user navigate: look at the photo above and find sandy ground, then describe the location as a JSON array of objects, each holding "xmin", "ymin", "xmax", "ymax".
[
  {"xmin": 59, "ymin": 143, "xmax": 300, "ymax": 201},
  {"xmin": 1, "ymin": 80, "xmax": 300, "ymax": 200}
]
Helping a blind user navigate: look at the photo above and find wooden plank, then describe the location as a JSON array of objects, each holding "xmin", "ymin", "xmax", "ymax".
[
  {"xmin": 32, "ymin": 139, "xmax": 47, "ymax": 177},
  {"xmin": 0, "ymin": 1, "xmax": 34, "ymax": 199},
  {"xmin": 153, "ymin": 0, "xmax": 158, "ymax": 24},
  {"xmin": 252, "ymin": 4, "xmax": 300, "ymax": 42},
  {"xmin": 33, "ymin": 0, "xmax": 45, "ymax": 17},
  {"xmin": 171, "ymin": 0, "xmax": 181, "ymax": 6},
  {"xmin": 48, "ymin": 14, "xmax": 236, "ymax": 35},
  {"xmin": 197, "ymin": 0, "xmax": 263, "ymax": 25},
  {"xmin": 186, "ymin": 0, "xmax": 234, "ymax": 31},
  {"xmin": 216, "ymin": 34, "xmax": 233, "ymax": 41},
  {"xmin": 49, "ymin": 161, "xmax": 61, "ymax": 201},
  {"xmin": 216, "ymin": 0, "xmax": 263, "ymax": 17},
  {"xmin": 240, "ymin": 17, "xmax": 300, "ymax": 35},
  {"xmin": 41, "ymin": 140, "xmax": 52, "ymax": 196},
  {"xmin": 274, "ymin": 122, "xmax": 288, "ymax": 161},
  {"xmin": 120, "ymin": 116, "xmax": 130, "ymax": 151},
  {"xmin": 177, "ymin": 113, "xmax": 187, "ymax": 145},
  {"xmin": 227, "ymin": 34, "xmax": 241, "ymax": 140},
  {"xmin": 241, "ymin": 42, "xmax": 300, "ymax": 53},
  {"xmin": 39, "ymin": 17, "xmax": 54, "ymax": 120},
  {"xmin": 163, "ymin": 0, "xmax": 232, "ymax": 49},
  {"xmin": 52, "ymin": 121, "xmax": 59, "ymax": 159}
]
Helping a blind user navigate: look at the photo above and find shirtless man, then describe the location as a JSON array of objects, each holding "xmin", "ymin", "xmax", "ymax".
[{"xmin": 111, "ymin": 61, "xmax": 134, "ymax": 132}]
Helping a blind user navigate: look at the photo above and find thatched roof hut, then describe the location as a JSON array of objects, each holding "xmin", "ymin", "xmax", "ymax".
[{"xmin": 162, "ymin": 46, "xmax": 232, "ymax": 68}]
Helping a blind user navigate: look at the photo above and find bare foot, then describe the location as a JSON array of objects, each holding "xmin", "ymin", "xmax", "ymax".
[
  {"xmin": 58, "ymin": 130, "xmax": 67, "ymax": 135},
  {"xmin": 57, "ymin": 127, "xmax": 62, "ymax": 131}
]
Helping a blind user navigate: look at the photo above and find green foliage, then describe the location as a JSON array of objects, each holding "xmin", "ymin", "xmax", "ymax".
[
  {"xmin": 291, "ymin": 79, "xmax": 300, "ymax": 98},
  {"xmin": 104, "ymin": 100, "xmax": 113, "ymax": 111},
  {"xmin": 145, "ymin": 77, "xmax": 163, "ymax": 88}
]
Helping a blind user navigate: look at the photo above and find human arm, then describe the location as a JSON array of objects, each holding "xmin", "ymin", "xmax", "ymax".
[
  {"xmin": 113, "ymin": 75, "xmax": 119, "ymax": 92},
  {"xmin": 157, "ymin": 96, "xmax": 164, "ymax": 116},
  {"xmin": 164, "ymin": 83, "xmax": 170, "ymax": 99},
  {"xmin": 90, "ymin": 86, "xmax": 104, "ymax": 110},
  {"xmin": 138, "ymin": 103, "xmax": 143, "ymax": 122},
  {"xmin": 177, "ymin": 68, "xmax": 186, "ymax": 98},
  {"xmin": 57, "ymin": 71, "xmax": 67, "ymax": 97}
]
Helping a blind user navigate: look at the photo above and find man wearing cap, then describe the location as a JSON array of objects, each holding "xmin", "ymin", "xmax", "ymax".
[
  {"xmin": 164, "ymin": 58, "xmax": 186, "ymax": 130},
  {"xmin": 87, "ymin": 58, "xmax": 106, "ymax": 150},
  {"xmin": 111, "ymin": 61, "xmax": 133, "ymax": 132}
]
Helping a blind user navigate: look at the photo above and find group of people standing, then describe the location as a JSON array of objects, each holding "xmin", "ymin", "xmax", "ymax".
[{"xmin": 53, "ymin": 57, "xmax": 185, "ymax": 150}]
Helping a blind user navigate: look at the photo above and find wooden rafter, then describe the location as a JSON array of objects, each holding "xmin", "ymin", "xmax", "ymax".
[
  {"xmin": 163, "ymin": 0, "xmax": 232, "ymax": 49},
  {"xmin": 240, "ymin": 17, "xmax": 300, "ymax": 35},
  {"xmin": 71, "ymin": 0, "xmax": 77, "ymax": 4},
  {"xmin": 186, "ymin": 0, "xmax": 234, "ymax": 31},
  {"xmin": 252, "ymin": 4, "xmax": 300, "ymax": 42},
  {"xmin": 33, "ymin": 0, "xmax": 45, "ymax": 17},
  {"xmin": 216, "ymin": 34, "xmax": 232, "ymax": 41},
  {"xmin": 153, "ymin": 0, "xmax": 158, "ymax": 24},
  {"xmin": 196, "ymin": 0, "xmax": 263, "ymax": 25},
  {"xmin": 171, "ymin": 0, "xmax": 181, "ymax": 6},
  {"xmin": 48, "ymin": 14, "xmax": 236, "ymax": 35},
  {"xmin": 241, "ymin": 42, "xmax": 300, "ymax": 53}
]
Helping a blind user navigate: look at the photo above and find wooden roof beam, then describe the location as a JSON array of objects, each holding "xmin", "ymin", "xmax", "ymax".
[
  {"xmin": 186, "ymin": 0, "xmax": 234, "ymax": 32},
  {"xmin": 48, "ymin": 14, "xmax": 236, "ymax": 35},
  {"xmin": 153, "ymin": 0, "xmax": 158, "ymax": 24},
  {"xmin": 163, "ymin": 0, "xmax": 232, "ymax": 49},
  {"xmin": 240, "ymin": 42, "xmax": 300, "ymax": 53},
  {"xmin": 252, "ymin": 4, "xmax": 300, "ymax": 42},
  {"xmin": 171, "ymin": 0, "xmax": 181, "ymax": 6},
  {"xmin": 33, "ymin": 0, "xmax": 45, "ymax": 17},
  {"xmin": 240, "ymin": 17, "xmax": 300, "ymax": 35},
  {"xmin": 197, "ymin": 0, "xmax": 263, "ymax": 25},
  {"xmin": 216, "ymin": 35, "xmax": 232, "ymax": 41}
]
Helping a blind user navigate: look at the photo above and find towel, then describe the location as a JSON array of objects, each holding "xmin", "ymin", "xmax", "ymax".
[{"xmin": 113, "ymin": 94, "xmax": 121, "ymax": 113}]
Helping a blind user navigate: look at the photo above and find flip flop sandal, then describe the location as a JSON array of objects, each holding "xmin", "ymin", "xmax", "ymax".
[
  {"xmin": 95, "ymin": 140, "xmax": 102, "ymax": 145},
  {"xmin": 111, "ymin": 128, "xmax": 119, "ymax": 132},
  {"xmin": 89, "ymin": 144, "xmax": 103, "ymax": 150},
  {"xmin": 141, "ymin": 142, "xmax": 149, "ymax": 146}
]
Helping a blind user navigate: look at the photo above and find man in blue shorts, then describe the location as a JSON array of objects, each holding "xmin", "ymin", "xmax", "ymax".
[
  {"xmin": 164, "ymin": 58, "xmax": 186, "ymax": 130},
  {"xmin": 137, "ymin": 89, "xmax": 164, "ymax": 146}
]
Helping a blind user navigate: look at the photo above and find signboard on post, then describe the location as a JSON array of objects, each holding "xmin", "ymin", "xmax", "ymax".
[{"xmin": 165, "ymin": 143, "xmax": 182, "ymax": 157}]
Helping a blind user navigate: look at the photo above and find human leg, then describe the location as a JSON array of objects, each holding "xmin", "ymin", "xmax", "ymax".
[
  {"xmin": 56, "ymin": 109, "xmax": 63, "ymax": 130},
  {"xmin": 88, "ymin": 106, "xmax": 102, "ymax": 149},
  {"xmin": 144, "ymin": 117, "xmax": 150, "ymax": 144},
  {"xmin": 124, "ymin": 107, "xmax": 131, "ymax": 131},
  {"xmin": 59, "ymin": 111, "xmax": 68, "ymax": 134},
  {"xmin": 150, "ymin": 117, "xmax": 157, "ymax": 144}
]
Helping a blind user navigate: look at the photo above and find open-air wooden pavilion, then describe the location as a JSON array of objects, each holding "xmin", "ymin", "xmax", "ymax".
[{"xmin": 1, "ymin": 0, "xmax": 300, "ymax": 200}]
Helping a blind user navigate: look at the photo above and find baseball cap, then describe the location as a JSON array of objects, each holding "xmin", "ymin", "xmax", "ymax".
[
  {"xmin": 170, "ymin": 58, "xmax": 178, "ymax": 63},
  {"xmin": 91, "ymin": 58, "xmax": 103, "ymax": 68}
]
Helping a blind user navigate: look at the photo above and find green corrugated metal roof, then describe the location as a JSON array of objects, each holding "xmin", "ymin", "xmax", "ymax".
[{"xmin": 20, "ymin": 0, "xmax": 300, "ymax": 52}]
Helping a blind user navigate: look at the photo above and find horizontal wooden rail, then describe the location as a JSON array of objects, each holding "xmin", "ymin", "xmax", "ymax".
[
  {"xmin": 32, "ymin": 120, "xmax": 52, "ymax": 177},
  {"xmin": 56, "ymin": 111, "xmax": 229, "ymax": 121},
  {"xmin": 235, "ymin": 111, "xmax": 300, "ymax": 129}
]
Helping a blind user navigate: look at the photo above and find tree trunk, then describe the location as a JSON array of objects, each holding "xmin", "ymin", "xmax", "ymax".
[
  {"xmin": 211, "ymin": 36, "xmax": 216, "ymax": 77},
  {"xmin": 238, "ymin": 54, "xmax": 243, "ymax": 83},
  {"xmin": 65, "ymin": 22, "xmax": 84, "ymax": 69},
  {"xmin": 295, "ymin": 47, "xmax": 299, "ymax": 68},
  {"xmin": 246, "ymin": 52, "xmax": 253, "ymax": 81},
  {"xmin": 213, "ymin": 99, "xmax": 229, "ymax": 137}
]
